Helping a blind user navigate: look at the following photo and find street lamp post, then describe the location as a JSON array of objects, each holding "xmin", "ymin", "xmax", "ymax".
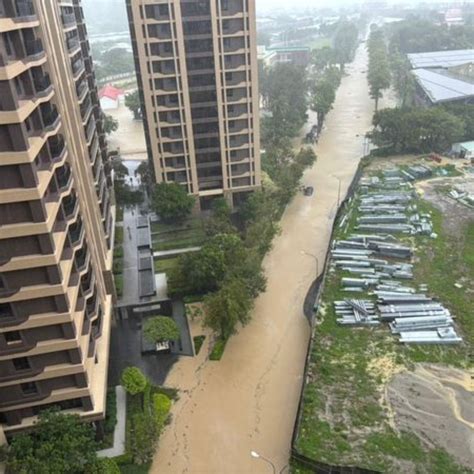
[
  {"xmin": 301, "ymin": 250, "xmax": 319, "ymax": 278},
  {"xmin": 332, "ymin": 175, "xmax": 342, "ymax": 209}
]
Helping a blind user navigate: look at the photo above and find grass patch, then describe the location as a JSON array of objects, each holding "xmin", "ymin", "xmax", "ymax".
[
  {"xmin": 304, "ymin": 36, "xmax": 332, "ymax": 50},
  {"xmin": 119, "ymin": 464, "xmax": 150, "ymax": 474},
  {"xmin": 154, "ymin": 257, "xmax": 180, "ymax": 274},
  {"xmin": 209, "ymin": 338, "xmax": 227, "ymax": 360},
  {"xmin": 115, "ymin": 274, "xmax": 123, "ymax": 298},
  {"xmin": 193, "ymin": 335, "xmax": 205, "ymax": 355},
  {"xmin": 115, "ymin": 226, "xmax": 124, "ymax": 246}
]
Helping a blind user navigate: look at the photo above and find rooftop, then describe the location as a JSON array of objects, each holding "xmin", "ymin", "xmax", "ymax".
[
  {"xmin": 412, "ymin": 68, "xmax": 474, "ymax": 104},
  {"xmin": 99, "ymin": 85, "xmax": 124, "ymax": 101},
  {"xmin": 407, "ymin": 49, "xmax": 474, "ymax": 69}
]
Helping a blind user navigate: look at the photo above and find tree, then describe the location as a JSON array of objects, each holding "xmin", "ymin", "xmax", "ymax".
[
  {"xmin": 178, "ymin": 233, "xmax": 245, "ymax": 294},
  {"xmin": 371, "ymin": 107, "xmax": 465, "ymax": 153},
  {"xmin": 311, "ymin": 46, "xmax": 337, "ymax": 72},
  {"xmin": 111, "ymin": 157, "xmax": 128, "ymax": 179},
  {"xmin": 151, "ymin": 182, "xmax": 195, "ymax": 223},
  {"xmin": 4, "ymin": 409, "xmax": 97, "ymax": 474},
  {"xmin": 143, "ymin": 316, "xmax": 180, "ymax": 344},
  {"xmin": 311, "ymin": 80, "xmax": 336, "ymax": 133},
  {"xmin": 136, "ymin": 160, "xmax": 153, "ymax": 187},
  {"xmin": 333, "ymin": 20, "xmax": 359, "ymax": 69},
  {"xmin": 367, "ymin": 29, "xmax": 391, "ymax": 111},
  {"xmin": 103, "ymin": 114, "xmax": 118, "ymax": 135},
  {"xmin": 121, "ymin": 366, "xmax": 147, "ymax": 395},
  {"xmin": 203, "ymin": 278, "xmax": 253, "ymax": 340},
  {"xmin": 205, "ymin": 198, "xmax": 236, "ymax": 236},
  {"xmin": 125, "ymin": 90, "xmax": 142, "ymax": 120},
  {"xmin": 266, "ymin": 63, "xmax": 308, "ymax": 139}
]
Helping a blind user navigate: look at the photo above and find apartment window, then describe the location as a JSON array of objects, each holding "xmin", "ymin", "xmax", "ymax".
[
  {"xmin": 21, "ymin": 382, "xmax": 38, "ymax": 395},
  {"xmin": 5, "ymin": 330, "xmax": 21, "ymax": 344},
  {"xmin": 0, "ymin": 303, "xmax": 13, "ymax": 320},
  {"xmin": 225, "ymin": 72, "xmax": 233, "ymax": 81},
  {"xmin": 222, "ymin": 0, "xmax": 229, "ymax": 10},
  {"xmin": 13, "ymin": 357, "xmax": 30, "ymax": 371}
]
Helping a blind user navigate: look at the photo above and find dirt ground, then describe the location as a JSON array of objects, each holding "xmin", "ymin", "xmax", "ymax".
[
  {"xmin": 149, "ymin": 42, "xmax": 395, "ymax": 473},
  {"xmin": 416, "ymin": 177, "xmax": 474, "ymax": 236},
  {"xmin": 387, "ymin": 364, "xmax": 474, "ymax": 468}
]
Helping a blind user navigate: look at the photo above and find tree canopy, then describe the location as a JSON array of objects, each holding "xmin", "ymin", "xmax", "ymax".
[
  {"xmin": 103, "ymin": 114, "xmax": 118, "ymax": 135},
  {"xmin": 264, "ymin": 63, "xmax": 308, "ymax": 142},
  {"xmin": 125, "ymin": 90, "xmax": 142, "ymax": 120},
  {"xmin": 333, "ymin": 20, "xmax": 359, "ymax": 68},
  {"xmin": 4, "ymin": 409, "xmax": 98, "ymax": 474},
  {"xmin": 367, "ymin": 28, "xmax": 391, "ymax": 111},
  {"xmin": 151, "ymin": 182, "xmax": 195, "ymax": 223},
  {"xmin": 143, "ymin": 316, "xmax": 180, "ymax": 344},
  {"xmin": 121, "ymin": 366, "xmax": 147, "ymax": 395},
  {"xmin": 203, "ymin": 278, "xmax": 253, "ymax": 340},
  {"xmin": 371, "ymin": 107, "xmax": 465, "ymax": 154}
]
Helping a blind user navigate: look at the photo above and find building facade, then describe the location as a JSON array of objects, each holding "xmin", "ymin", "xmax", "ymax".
[
  {"xmin": 0, "ymin": 0, "xmax": 114, "ymax": 438},
  {"xmin": 126, "ymin": 0, "xmax": 261, "ymax": 209}
]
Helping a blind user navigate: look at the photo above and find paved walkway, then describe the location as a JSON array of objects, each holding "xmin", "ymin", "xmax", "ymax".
[{"xmin": 97, "ymin": 386, "xmax": 126, "ymax": 458}]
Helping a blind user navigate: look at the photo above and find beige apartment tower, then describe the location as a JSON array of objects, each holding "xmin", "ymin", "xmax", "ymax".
[
  {"xmin": 126, "ymin": 0, "xmax": 261, "ymax": 209},
  {"xmin": 0, "ymin": 0, "xmax": 114, "ymax": 438}
]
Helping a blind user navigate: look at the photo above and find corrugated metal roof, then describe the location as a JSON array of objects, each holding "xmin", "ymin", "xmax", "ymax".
[
  {"xmin": 412, "ymin": 68, "xmax": 474, "ymax": 103},
  {"xmin": 408, "ymin": 49, "xmax": 474, "ymax": 69}
]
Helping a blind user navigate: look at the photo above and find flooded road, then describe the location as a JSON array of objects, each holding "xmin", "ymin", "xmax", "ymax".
[{"xmin": 151, "ymin": 43, "xmax": 393, "ymax": 473}]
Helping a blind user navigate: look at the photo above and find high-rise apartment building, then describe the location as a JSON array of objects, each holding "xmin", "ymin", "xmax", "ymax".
[
  {"xmin": 0, "ymin": 0, "xmax": 114, "ymax": 439},
  {"xmin": 126, "ymin": 0, "xmax": 261, "ymax": 209}
]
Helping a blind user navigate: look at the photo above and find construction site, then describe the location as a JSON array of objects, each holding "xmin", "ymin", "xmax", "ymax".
[{"xmin": 294, "ymin": 155, "xmax": 474, "ymax": 473}]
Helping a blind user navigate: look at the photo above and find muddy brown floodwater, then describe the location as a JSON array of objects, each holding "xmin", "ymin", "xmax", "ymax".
[{"xmin": 151, "ymin": 43, "xmax": 394, "ymax": 474}]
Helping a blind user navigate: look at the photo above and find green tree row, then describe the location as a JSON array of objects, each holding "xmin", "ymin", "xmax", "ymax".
[{"xmin": 367, "ymin": 27, "xmax": 391, "ymax": 111}]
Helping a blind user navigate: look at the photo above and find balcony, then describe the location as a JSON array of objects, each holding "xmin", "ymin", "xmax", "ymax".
[
  {"xmin": 66, "ymin": 36, "xmax": 80, "ymax": 54},
  {"xmin": 49, "ymin": 138, "xmax": 66, "ymax": 161},
  {"xmin": 0, "ymin": 1, "xmax": 37, "ymax": 32},
  {"xmin": 71, "ymin": 58, "xmax": 84, "ymax": 79},
  {"xmin": 80, "ymin": 99, "xmax": 92, "ymax": 124},
  {"xmin": 24, "ymin": 38, "xmax": 44, "ymax": 59},
  {"xmin": 42, "ymin": 108, "xmax": 60, "ymax": 131},
  {"xmin": 69, "ymin": 220, "xmax": 83, "ymax": 247},
  {"xmin": 61, "ymin": 12, "xmax": 76, "ymax": 27},
  {"xmin": 62, "ymin": 193, "xmax": 77, "ymax": 219},
  {"xmin": 33, "ymin": 74, "xmax": 52, "ymax": 97},
  {"xmin": 76, "ymin": 80, "xmax": 87, "ymax": 102},
  {"xmin": 85, "ymin": 118, "xmax": 96, "ymax": 143},
  {"xmin": 56, "ymin": 166, "xmax": 72, "ymax": 190}
]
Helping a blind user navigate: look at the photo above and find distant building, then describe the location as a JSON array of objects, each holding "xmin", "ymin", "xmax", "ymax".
[
  {"xmin": 408, "ymin": 50, "xmax": 474, "ymax": 106},
  {"xmin": 452, "ymin": 141, "xmax": 474, "ymax": 159},
  {"xmin": 444, "ymin": 8, "xmax": 464, "ymax": 26},
  {"xmin": 258, "ymin": 46, "xmax": 311, "ymax": 68},
  {"xmin": 126, "ymin": 0, "xmax": 261, "ymax": 210},
  {"xmin": 99, "ymin": 85, "xmax": 124, "ymax": 110}
]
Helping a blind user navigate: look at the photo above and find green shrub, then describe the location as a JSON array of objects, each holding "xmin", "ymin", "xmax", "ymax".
[
  {"xmin": 193, "ymin": 335, "xmax": 205, "ymax": 355},
  {"xmin": 209, "ymin": 338, "xmax": 227, "ymax": 360},
  {"xmin": 153, "ymin": 393, "xmax": 171, "ymax": 429},
  {"xmin": 121, "ymin": 367, "xmax": 147, "ymax": 395},
  {"xmin": 113, "ymin": 453, "xmax": 133, "ymax": 465},
  {"xmin": 90, "ymin": 457, "xmax": 120, "ymax": 474},
  {"xmin": 130, "ymin": 413, "xmax": 156, "ymax": 465},
  {"xmin": 105, "ymin": 390, "xmax": 117, "ymax": 429}
]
